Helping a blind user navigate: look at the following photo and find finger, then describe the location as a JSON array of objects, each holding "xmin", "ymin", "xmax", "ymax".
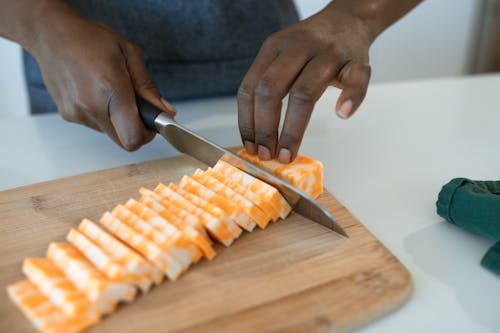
[
  {"xmin": 107, "ymin": 73, "xmax": 154, "ymax": 151},
  {"xmin": 124, "ymin": 43, "xmax": 176, "ymax": 116},
  {"xmin": 237, "ymin": 37, "xmax": 279, "ymax": 155},
  {"xmin": 87, "ymin": 110, "xmax": 131, "ymax": 148},
  {"xmin": 278, "ymin": 56, "xmax": 338, "ymax": 163},
  {"xmin": 253, "ymin": 49, "xmax": 312, "ymax": 160},
  {"xmin": 335, "ymin": 61, "xmax": 371, "ymax": 119}
]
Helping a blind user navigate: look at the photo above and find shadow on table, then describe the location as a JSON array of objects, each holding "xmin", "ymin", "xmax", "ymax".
[{"xmin": 404, "ymin": 222, "xmax": 500, "ymax": 332}]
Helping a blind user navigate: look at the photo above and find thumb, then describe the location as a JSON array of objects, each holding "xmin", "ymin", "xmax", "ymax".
[
  {"xmin": 124, "ymin": 43, "xmax": 176, "ymax": 116},
  {"xmin": 335, "ymin": 60, "xmax": 371, "ymax": 119}
]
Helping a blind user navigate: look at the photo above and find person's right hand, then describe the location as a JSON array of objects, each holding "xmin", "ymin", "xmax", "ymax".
[{"xmin": 30, "ymin": 2, "xmax": 175, "ymax": 151}]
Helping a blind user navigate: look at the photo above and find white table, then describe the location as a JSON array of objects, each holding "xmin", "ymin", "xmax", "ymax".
[{"xmin": 1, "ymin": 74, "xmax": 499, "ymax": 332}]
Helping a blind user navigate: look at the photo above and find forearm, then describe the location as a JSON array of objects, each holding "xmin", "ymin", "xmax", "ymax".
[
  {"xmin": 324, "ymin": 0, "xmax": 422, "ymax": 40},
  {"xmin": 0, "ymin": 0, "xmax": 69, "ymax": 53}
]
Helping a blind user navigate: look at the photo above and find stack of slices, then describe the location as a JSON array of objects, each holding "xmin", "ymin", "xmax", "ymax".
[{"xmin": 7, "ymin": 150, "xmax": 323, "ymax": 333}]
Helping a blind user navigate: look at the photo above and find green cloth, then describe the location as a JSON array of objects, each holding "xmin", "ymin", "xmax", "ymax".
[
  {"xmin": 437, "ymin": 178, "xmax": 500, "ymax": 276},
  {"xmin": 481, "ymin": 242, "xmax": 500, "ymax": 275}
]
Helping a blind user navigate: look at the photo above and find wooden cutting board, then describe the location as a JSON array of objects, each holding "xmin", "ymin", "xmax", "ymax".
[{"xmin": 0, "ymin": 153, "xmax": 412, "ymax": 333}]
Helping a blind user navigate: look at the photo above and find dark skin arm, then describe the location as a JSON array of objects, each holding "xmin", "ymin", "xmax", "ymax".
[
  {"xmin": 238, "ymin": 0, "xmax": 422, "ymax": 163},
  {"xmin": 0, "ymin": 0, "xmax": 175, "ymax": 151}
]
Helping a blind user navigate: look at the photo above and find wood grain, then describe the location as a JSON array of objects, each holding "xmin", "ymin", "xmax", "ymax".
[{"xmin": 0, "ymin": 154, "xmax": 412, "ymax": 333}]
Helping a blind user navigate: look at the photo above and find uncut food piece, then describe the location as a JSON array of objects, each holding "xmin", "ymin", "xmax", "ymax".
[
  {"xmin": 204, "ymin": 168, "xmax": 274, "ymax": 226},
  {"xmin": 7, "ymin": 279, "xmax": 98, "ymax": 333},
  {"xmin": 112, "ymin": 204, "xmax": 199, "ymax": 270},
  {"xmin": 212, "ymin": 160, "xmax": 292, "ymax": 219},
  {"xmin": 22, "ymin": 258, "xmax": 100, "ymax": 321},
  {"xmin": 99, "ymin": 212, "xmax": 183, "ymax": 281},
  {"xmin": 168, "ymin": 183, "xmax": 243, "ymax": 239},
  {"xmin": 141, "ymin": 185, "xmax": 235, "ymax": 247},
  {"xmin": 66, "ymin": 229, "xmax": 135, "ymax": 288},
  {"xmin": 192, "ymin": 169, "xmax": 269, "ymax": 229},
  {"xmin": 78, "ymin": 219, "xmax": 161, "ymax": 290},
  {"xmin": 237, "ymin": 149, "xmax": 324, "ymax": 199},
  {"xmin": 47, "ymin": 242, "xmax": 136, "ymax": 313},
  {"xmin": 178, "ymin": 175, "xmax": 256, "ymax": 232},
  {"xmin": 125, "ymin": 199, "xmax": 215, "ymax": 260}
]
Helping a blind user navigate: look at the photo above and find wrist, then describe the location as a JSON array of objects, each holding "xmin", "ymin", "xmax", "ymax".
[
  {"xmin": 323, "ymin": 0, "xmax": 421, "ymax": 40},
  {"xmin": 322, "ymin": 2, "xmax": 383, "ymax": 41},
  {"xmin": 24, "ymin": 0, "xmax": 79, "ymax": 56},
  {"xmin": 316, "ymin": 3, "xmax": 378, "ymax": 46}
]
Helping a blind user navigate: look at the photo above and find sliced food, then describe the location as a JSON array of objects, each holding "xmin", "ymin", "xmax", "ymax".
[
  {"xmin": 22, "ymin": 258, "xmax": 100, "ymax": 321},
  {"xmin": 77, "ymin": 219, "xmax": 161, "ymax": 290},
  {"xmin": 47, "ymin": 242, "xmax": 135, "ymax": 313},
  {"xmin": 178, "ymin": 175, "xmax": 256, "ymax": 232},
  {"xmin": 7, "ymin": 279, "xmax": 98, "ymax": 333},
  {"xmin": 237, "ymin": 149, "xmax": 324, "ymax": 199},
  {"xmin": 126, "ymin": 198, "xmax": 216, "ymax": 260},
  {"xmin": 99, "ymin": 212, "xmax": 183, "ymax": 281}
]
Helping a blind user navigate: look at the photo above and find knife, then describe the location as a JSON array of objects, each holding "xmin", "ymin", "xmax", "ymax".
[{"xmin": 138, "ymin": 98, "xmax": 347, "ymax": 237}]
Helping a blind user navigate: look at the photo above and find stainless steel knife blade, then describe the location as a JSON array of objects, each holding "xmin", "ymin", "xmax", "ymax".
[{"xmin": 151, "ymin": 112, "xmax": 347, "ymax": 238}]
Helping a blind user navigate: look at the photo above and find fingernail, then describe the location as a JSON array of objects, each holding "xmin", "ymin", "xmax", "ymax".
[
  {"xmin": 244, "ymin": 140, "xmax": 256, "ymax": 155},
  {"xmin": 258, "ymin": 145, "xmax": 271, "ymax": 160},
  {"xmin": 336, "ymin": 99, "xmax": 352, "ymax": 119},
  {"xmin": 278, "ymin": 148, "xmax": 291, "ymax": 164},
  {"xmin": 161, "ymin": 97, "xmax": 176, "ymax": 114}
]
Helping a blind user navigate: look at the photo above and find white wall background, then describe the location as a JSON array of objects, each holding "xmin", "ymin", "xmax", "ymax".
[{"xmin": 0, "ymin": 0, "xmax": 481, "ymax": 118}]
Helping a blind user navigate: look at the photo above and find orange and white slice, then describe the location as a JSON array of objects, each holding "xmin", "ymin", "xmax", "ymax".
[
  {"xmin": 178, "ymin": 175, "xmax": 256, "ymax": 232},
  {"xmin": 47, "ymin": 242, "xmax": 135, "ymax": 313},
  {"xmin": 99, "ymin": 212, "xmax": 183, "ymax": 281},
  {"xmin": 137, "ymin": 194, "xmax": 207, "ymax": 238},
  {"xmin": 204, "ymin": 168, "xmax": 274, "ymax": 226},
  {"xmin": 7, "ymin": 279, "xmax": 98, "ymax": 333},
  {"xmin": 66, "ymin": 229, "xmax": 134, "ymax": 287},
  {"xmin": 141, "ymin": 186, "xmax": 235, "ymax": 247},
  {"xmin": 112, "ymin": 204, "xmax": 199, "ymax": 270},
  {"xmin": 22, "ymin": 258, "xmax": 100, "ymax": 321},
  {"xmin": 212, "ymin": 160, "xmax": 292, "ymax": 219},
  {"xmin": 77, "ymin": 219, "xmax": 161, "ymax": 291},
  {"xmin": 237, "ymin": 149, "xmax": 324, "ymax": 199},
  {"xmin": 125, "ymin": 198, "xmax": 215, "ymax": 260},
  {"xmin": 192, "ymin": 169, "xmax": 269, "ymax": 229},
  {"xmin": 168, "ymin": 183, "xmax": 242, "ymax": 239}
]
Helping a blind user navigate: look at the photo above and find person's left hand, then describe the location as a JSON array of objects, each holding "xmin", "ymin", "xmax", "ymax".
[{"xmin": 237, "ymin": 7, "xmax": 374, "ymax": 163}]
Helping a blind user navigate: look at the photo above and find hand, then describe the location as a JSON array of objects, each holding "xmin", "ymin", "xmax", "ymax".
[
  {"xmin": 237, "ymin": 7, "xmax": 374, "ymax": 163},
  {"xmin": 30, "ymin": 2, "xmax": 175, "ymax": 151}
]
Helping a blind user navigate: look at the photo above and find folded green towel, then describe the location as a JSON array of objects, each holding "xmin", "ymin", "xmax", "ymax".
[
  {"xmin": 481, "ymin": 242, "xmax": 500, "ymax": 275},
  {"xmin": 437, "ymin": 178, "xmax": 500, "ymax": 276}
]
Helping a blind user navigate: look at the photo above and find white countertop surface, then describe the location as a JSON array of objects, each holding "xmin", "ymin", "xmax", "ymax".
[{"xmin": 1, "ymin": 74, "xmax": 499, "ymax": 332}]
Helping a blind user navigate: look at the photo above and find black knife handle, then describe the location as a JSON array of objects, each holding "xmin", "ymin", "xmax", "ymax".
[{"xmin": 137, "ymin": 96, "xmax": 161, "ymax": 133}]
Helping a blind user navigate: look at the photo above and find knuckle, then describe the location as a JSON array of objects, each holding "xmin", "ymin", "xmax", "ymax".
[
  {"xmin": 341, "ymin": 61, "xmax": 372, "ymax": 88},
  {"xmin": 255, "ymin": 77, "xmax": 279, "ymax": 102},
  {"xmin": 280, "ymin": 131, "xmax": 301, "ymax": 146},
  {"xmin": 59, "ymin": 109, "xmax": 74, "ymax": 122},
  {"xmin": 287, "ymin": 29, "xmax": 308, "ymax": 44},
  {"xmin": 238, "ymin": 124, "xmax": 254, "ymax": 139},
  {"xmin": 262, "ymin": 33, "xmax": 278, "ymax": 49},
  {"xmin": 237, "ymin": 83, "xmax": 254, "ymax": 101},
  {"xmin": 120, "ymin": 133, "xmax": 143, "ymax": 152},
  {"xmin": 138, "ymin": 77, "xmax": 158, "ymax": 91},
  {"xmin": 289, "ymin": 86, "xmax": 316, "ymax": 105},
  {"xmin": 60, "ymin": 100, "xmax": 88, "ymax": 124},
  {"xmin": 254, "ymin": 128, "xmax": 275, "ymax": 143},
  {"xmin": 353, "ymin": 62, "xmax": 371, "ymax": 81},
  {"xmin": 96, "ymin": 77, "xmax": 117, "ymax": 97},
  {"xmin": 73, "ymin": 101, "xmax": 91, "ymax": 120}
]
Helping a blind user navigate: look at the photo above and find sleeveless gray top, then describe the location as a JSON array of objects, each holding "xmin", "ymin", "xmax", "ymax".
[{"xmin": 24, "ymin": 0, "xmax": 298, "ymax": 114}]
